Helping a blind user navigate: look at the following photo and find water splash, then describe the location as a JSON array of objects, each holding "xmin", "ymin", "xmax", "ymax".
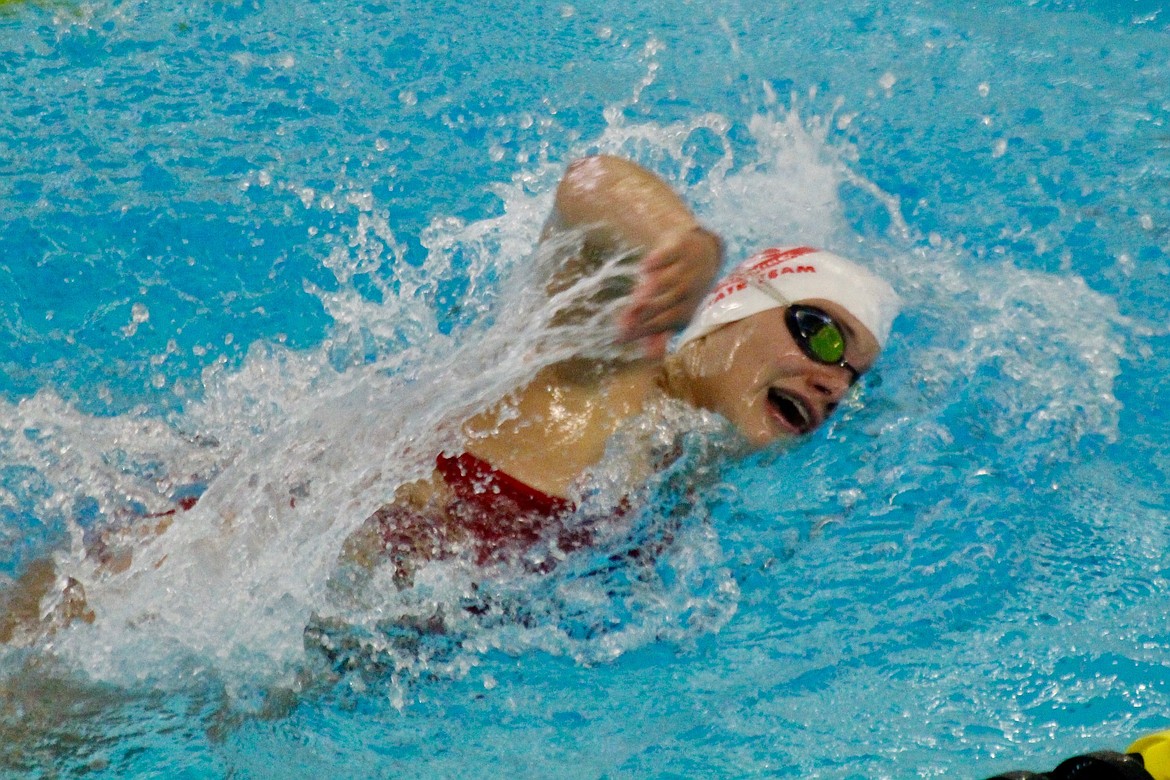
[{"xmin": 0, "ymin": 105, "xmax": 1130, "ymax": 722}]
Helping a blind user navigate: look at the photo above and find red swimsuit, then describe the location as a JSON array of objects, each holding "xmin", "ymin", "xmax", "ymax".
[
  {"xmin": 374, "ymin": 452, "xmax": 589, "ymax": 569},
  {"xmin": 434, "ymin": 452, "xmax": 576, "ymax": 549}
]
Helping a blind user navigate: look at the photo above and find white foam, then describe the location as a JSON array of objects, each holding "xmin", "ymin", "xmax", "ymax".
[{"xmin": 1, "ymin": 106, "xmax": 1128, "ymax": 704}]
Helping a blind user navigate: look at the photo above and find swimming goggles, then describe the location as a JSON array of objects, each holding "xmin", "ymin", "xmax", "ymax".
[{"xmin": 744, "ymin": 277, "xmax": 860, "ymax": 384}]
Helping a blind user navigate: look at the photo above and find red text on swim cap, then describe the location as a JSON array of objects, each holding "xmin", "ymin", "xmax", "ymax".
[{"xmin": 708, "ymin": 246, "xmax": 818, "ymax": 303}]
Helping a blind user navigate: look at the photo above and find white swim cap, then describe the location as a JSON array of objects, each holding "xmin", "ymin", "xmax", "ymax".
[{"xmin": 676, "ymin": 246, "xmax": 900, "ymax": 349}]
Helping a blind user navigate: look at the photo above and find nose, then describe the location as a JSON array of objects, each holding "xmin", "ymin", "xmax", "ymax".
[{"xmin": 808, "ymin": 364, "xmax": 854, "ymax": 403}]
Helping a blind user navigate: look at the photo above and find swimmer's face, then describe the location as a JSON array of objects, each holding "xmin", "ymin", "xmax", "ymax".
[{"xmin": 675, "ymin": 299, "xmax": 881, "ymax": 448}]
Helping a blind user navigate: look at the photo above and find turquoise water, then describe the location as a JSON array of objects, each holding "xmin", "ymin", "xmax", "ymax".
[{"xmin": 2, "ymin": 0, "xmax": 1169, "ymax": 776}]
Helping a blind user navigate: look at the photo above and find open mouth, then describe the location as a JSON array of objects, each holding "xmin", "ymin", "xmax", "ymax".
[{"xmin": 767, "ymin": 388, "xmax": 813, "ymax": 434}]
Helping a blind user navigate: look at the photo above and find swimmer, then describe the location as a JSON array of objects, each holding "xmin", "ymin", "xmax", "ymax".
[
  {"xmin": 338, "ymin": 154, "xmax": 899, "ymax": 583},
  {"xmin": 1, "ymin": 154, "xmax": 899, "ymax": 639}
]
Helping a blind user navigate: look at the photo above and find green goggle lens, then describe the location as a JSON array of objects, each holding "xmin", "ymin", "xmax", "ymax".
[
  {"xmin": 785, "ymin": 305, "xmax": 859, "ymax": 383},
  {"xmin": 806, "ymin": 321, "xmax": 845, "ymax": 363}
]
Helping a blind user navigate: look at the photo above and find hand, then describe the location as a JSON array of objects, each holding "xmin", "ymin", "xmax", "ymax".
[{"xmin": 617, "ymin": 225, "xmax": 723, "ymax": 359}]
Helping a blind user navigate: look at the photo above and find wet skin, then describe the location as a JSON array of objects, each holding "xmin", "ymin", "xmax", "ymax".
[
  {"xmin": 461, "ymin": 297, "xmax": 882, "ymax": 500},
  {"xmin": 0, "ymin": 154, "xmax": 888, "ymax": 641},
  {"xmin": 665, "ymin": 297, "xmax": 881, "ymax": 449}
]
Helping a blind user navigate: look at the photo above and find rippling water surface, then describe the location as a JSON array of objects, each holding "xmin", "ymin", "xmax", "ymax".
[{"xmin": 1, "ymin": 0, "xmax": 1168, "ymax": 776}]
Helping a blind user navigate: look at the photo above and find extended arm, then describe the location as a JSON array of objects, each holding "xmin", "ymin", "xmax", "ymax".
[{"xmin": 544, "ymin": 155, "xmax": 723, "ymax": 358}]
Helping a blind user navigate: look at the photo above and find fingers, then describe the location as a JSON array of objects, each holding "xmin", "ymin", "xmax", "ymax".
[
  {"xmin": 640, "ymin": 332, "xmax": 669, "ymax": 360},
  {"xmin": 623, "ymin": 274, "xmax": 690, "ymax": 327},
  {"xmin": 619, "ymin": 289, "xmax": 697, "ymax": 342},
  {"xmin": 618, "ymin": 226, "xmax": 722, "ymax": 347},
  {"xmin": 641, "ymin": 226, "xmax": 721, "ymax": 281}
]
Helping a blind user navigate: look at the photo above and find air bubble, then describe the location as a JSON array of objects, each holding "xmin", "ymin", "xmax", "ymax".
[{"xmin": 121, "ymin": 303, "xmax": 150, "ymax": 336}]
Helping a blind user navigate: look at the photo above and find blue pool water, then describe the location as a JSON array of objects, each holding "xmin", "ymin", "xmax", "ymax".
[{"xmin": 2, "ymin": 0, "xmax": 1169, "ymax": 776}]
